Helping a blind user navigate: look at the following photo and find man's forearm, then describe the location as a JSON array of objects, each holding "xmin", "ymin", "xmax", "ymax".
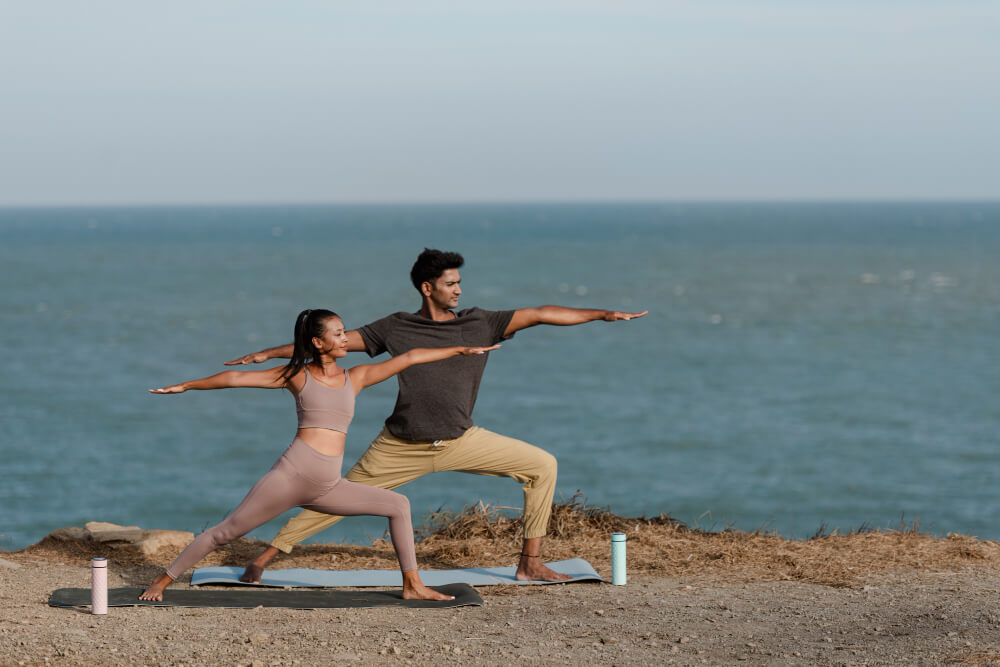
[
  {"xmin": 506, "ymin": 305, "xmax": 646, "ymax": 334},
  {"xmin": 260, "ymin": 343, "xmax": 294, "ymax": 360},
  {"xmin": 533, "ymin": 305, "xmax": 609, "ymax": 326}
]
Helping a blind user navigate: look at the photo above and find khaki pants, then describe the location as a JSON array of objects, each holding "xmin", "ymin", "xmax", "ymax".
[{"xmin": 270, "ymin": 426, "xmax": 558, "ymax": 552}]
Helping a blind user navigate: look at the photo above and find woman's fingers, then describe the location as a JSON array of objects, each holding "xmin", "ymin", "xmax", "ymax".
[{"xmin": 458, "ymin": 345, "xmax": 499, "ymax": 355}]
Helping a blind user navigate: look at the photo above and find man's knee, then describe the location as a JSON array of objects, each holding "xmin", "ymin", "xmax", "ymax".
[
  {"xmin": 532, "ymin": 450, "xmax": 558, "ymax": 483},
  {"xmin": 538, "ymin": 450, "xmax": 559, "ymax": 477}
]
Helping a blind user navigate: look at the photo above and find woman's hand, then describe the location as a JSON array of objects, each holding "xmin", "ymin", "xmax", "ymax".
[
  {"xmin": 149, "ymin": 384, "xmax": 186, "ymax": 394},
  {"xmin": 457, "ymin": 345, "xmax": 501, "ymax": 355}
]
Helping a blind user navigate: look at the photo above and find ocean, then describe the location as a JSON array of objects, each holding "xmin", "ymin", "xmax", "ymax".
[{"xmin": 2, "ymin": 202, "xmax": 998, "ymax": 551}]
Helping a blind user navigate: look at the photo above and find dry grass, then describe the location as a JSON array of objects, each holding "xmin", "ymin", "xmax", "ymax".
[
  {"xmin": 18, "ymin": 494, "xmax": 1000, "ymax": 589},
  {"xmin": 410, "ymin": 494, "xmax": 1000, "ymax": 588}
]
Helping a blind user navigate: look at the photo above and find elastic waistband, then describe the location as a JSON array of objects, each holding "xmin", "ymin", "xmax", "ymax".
[
  {"xmin": 283, "ymin": 437, "xmax": 344, "ymax": 470},
  {"xmin": 378, "ymin": 426, "xmax": 475, "ymax": 450}
]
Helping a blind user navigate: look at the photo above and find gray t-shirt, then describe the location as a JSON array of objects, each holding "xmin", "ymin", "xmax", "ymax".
[{"xmin": 357, "ymin": 307, "xmax": 515, "ymax": 441}]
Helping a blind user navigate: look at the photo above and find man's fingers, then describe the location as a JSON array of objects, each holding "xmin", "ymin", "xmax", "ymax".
[{"xmin": 224, "ymin": 355, "xmax": 256, "ymax": 365}]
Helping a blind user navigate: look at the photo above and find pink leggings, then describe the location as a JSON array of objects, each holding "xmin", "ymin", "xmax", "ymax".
[{"xmin": 165, "ymin": 437, "xmax": 417, "ymax": 579}]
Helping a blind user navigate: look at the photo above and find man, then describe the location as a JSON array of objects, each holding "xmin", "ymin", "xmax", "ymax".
[{"xmin": 228, "ymin": 248, "xmax": 646, "ymax": 582}]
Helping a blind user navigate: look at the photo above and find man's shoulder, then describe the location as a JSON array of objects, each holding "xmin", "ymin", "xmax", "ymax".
[
  {"xmin": 361, "ymin": 311, "xmax": 414, "ymax": 328},
  {"xmin": 455, "ymin": 307, "xmax": 512, "ymax": 325},
  {"xmin": 364, "ymin": 308, "xmax": 505, "ymax": 332}
]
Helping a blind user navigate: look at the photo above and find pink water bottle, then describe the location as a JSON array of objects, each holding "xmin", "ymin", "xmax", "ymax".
[{"xmin": 91, "ymin": 557, "xmax": 108, "ymax": 614}]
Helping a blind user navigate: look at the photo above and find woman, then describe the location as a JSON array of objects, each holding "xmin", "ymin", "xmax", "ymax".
[{"xmin": 140, "ymin": 308, "xmax": 499, "ymax": 602}]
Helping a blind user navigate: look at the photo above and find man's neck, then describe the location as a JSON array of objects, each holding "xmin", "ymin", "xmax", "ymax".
[{"xmin": 418, "ymin": 300, "xmax": 457, "ymax": 321}]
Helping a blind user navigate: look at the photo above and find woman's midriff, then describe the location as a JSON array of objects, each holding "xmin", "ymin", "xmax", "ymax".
[{"xmin": 296, "ymin": 428, "xmax": 347, "ymax": 456}]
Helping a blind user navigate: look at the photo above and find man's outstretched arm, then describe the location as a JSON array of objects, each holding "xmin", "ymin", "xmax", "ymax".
[
  {"xmin": 504, "ymin": 306, "xmax": 647, "ymax": 335},
  {"xmin": 224, "ymin": 330, "xmax": 366, "ymax": 365}
]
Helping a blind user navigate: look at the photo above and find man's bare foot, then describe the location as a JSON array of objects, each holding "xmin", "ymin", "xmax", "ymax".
[
  {"xmin": 139, "ymin": 573, "xmax": 174, "ymax": 601},
  {"xmin": 516, "ymin": 555, "xmax": 573, "ymax": 582},
  {"xmin": 240, "ymin": 545, "xmax": 280, "ymax": 583},
  {"xmin": 401, "ymin": 571, "xmax": 454, "ymax": 601},
  {"xmin": 514, "ymin": 537, "xmax": 573, "ymax": 581}
]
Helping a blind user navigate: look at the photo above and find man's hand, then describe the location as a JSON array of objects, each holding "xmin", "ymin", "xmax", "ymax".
[
  {"xmin": 224, "ymin": 352, "xmax": 269, "ymax": 366},
  {"xmin": 602, "ymin": 310, "xmax": 648, "ymax": 322}
]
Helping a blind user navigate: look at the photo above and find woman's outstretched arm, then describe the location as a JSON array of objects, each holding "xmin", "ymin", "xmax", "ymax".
[
  {"xmin": 348, "ymin": 345, "xmax": 500, "ymax": 392},
  {"xmin": 150, "ymin": 366, "xmax": 288, "ymax": 394}
]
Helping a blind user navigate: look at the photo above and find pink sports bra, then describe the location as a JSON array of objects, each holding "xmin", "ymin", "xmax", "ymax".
[{"xmin": 295, "ymin": 368, "xmax": 355, "ymax": 433}]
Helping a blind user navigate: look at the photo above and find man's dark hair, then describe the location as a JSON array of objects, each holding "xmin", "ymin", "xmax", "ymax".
[{"xmin": 410, "ymin": 248, "xmax": 464, "ymax": 291}]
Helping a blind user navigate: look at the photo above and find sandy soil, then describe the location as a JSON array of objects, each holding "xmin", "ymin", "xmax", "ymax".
[{"xmin": 3, "ymin": 548, "xmax": 1000, "ymax": 666}]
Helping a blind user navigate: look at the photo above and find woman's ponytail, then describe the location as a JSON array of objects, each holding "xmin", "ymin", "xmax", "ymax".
[{"xmin": 280, "ymin": 308, "xmax": 338, "ymax": 382}]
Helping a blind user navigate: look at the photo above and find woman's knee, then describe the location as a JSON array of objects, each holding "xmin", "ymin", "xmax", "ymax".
[
  {"xmin": 374, "ymin": 489, "xmax": 410, "ymax": 521},
  {"xmin": 209, "ymin": 522, "xmax": 244, "ymax": 547},
  {"xmin": 391, "ymin": 490, "xmax": 410, "ymax": 515}
]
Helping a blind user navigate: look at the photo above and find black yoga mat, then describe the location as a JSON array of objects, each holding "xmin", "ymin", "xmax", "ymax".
[{"xmin": 48, "ymin": 583, "xmax": 481, "ymax": 609}]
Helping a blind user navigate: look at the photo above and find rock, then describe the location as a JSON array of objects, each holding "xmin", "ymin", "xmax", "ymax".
[
  {"xmin": 84, "ymin": 522, "xmax": 143, "ymax": 544},
  {"xmin": 45, "ymin": 527, "xmax": 88, "ymax": 542},
  {"xmin": 137, "ymin": 530, "xmax": 194, "ymax": 556}
]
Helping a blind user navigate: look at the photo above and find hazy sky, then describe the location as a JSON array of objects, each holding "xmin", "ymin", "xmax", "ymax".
[{"xmin": 1, "ymin": 1, "xmax": 997, "ymax": 205}]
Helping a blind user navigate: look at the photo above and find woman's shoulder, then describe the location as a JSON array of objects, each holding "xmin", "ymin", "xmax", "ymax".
[{"xmin": 283, "ymin": 366, "xmax": 308, "ymax": 393}]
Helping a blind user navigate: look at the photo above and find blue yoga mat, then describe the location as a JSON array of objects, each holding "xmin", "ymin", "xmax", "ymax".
[{"xmin": 192, "ymin": 558, "xmax": 603, "ymax": 588}]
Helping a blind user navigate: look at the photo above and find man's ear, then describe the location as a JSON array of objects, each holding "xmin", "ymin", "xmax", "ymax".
[{"xmin": 420, "ymin": 281, "xmax": 434, "ymax": 297}]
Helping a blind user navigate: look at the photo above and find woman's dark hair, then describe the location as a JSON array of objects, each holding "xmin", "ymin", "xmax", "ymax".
[
  {"xmin": 280, "ymin": 309, "xmax": 340, "ymax": 382},
  {"xmin": 410, "ymin": 248, "xmax": 464, "ymax": 291}
]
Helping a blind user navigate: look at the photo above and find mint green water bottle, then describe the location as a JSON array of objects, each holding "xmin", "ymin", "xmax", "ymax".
[{"xmin": 611, "ymin": 533, "xmax": 626, "ymax": 585}]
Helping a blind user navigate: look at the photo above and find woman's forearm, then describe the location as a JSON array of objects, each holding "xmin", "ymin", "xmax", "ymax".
[
  {"xmin": 152, "ymin": 367, "xmax": 286, "ymax": 394},
  {"xmin": 352, "ymin": 345, "xmax": 498, "ymax": 390},
  {"xmin": 180, "ymin": 371, "xmax": 241, "ymax": 391},
  {"xmin": 401, "ymin": 346, "xmax": 466, "ymax": 366}
]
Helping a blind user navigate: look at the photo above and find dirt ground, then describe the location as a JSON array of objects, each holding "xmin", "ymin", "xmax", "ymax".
[{"xmin": 3, "ymin": 541, "xmax": 1000, "ymax": 665}]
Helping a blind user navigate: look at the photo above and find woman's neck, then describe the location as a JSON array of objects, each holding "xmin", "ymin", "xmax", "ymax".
[{"xmin": 312, "ymin": 357, "xmax": 341, "ymax": 377}]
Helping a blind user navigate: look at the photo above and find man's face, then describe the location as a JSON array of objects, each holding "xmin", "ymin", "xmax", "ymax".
[{"xmin": 425, "ymin": 268, "xmax": 462, "ymax": 310}]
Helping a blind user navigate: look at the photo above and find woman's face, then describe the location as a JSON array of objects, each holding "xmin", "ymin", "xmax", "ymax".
[{"xmin": 312, "ymin": 317, "xmax": 348, "ymax": 358}]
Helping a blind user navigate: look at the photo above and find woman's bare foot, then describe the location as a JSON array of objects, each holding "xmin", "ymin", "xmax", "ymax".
[
  {"xmin": 139, "ymin": 573, "xmax": 174, "ymax": 601},
  {"xmin": 401, "ymin": 570, "xmax": 454, "ymax": 601},
  {"xmin": 240, "ymin": 545, "xmax": 280, "ymax": 583}
]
